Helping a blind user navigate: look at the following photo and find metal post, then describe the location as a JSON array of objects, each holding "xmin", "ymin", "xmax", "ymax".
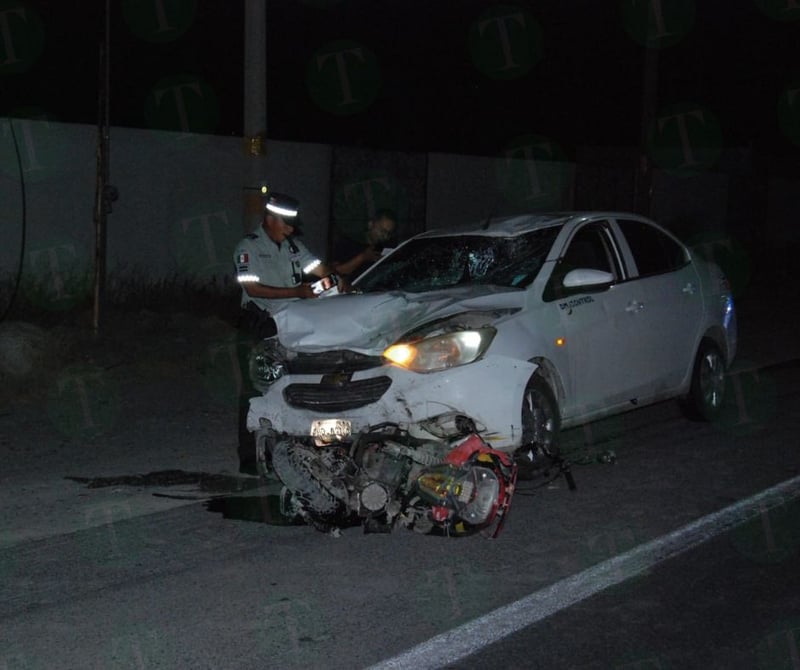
[{"xmin": 93, "ymin": 0, "xmax": 111, "ymax": 333}]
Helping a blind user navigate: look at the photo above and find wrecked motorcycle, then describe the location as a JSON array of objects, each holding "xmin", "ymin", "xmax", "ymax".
[{"xmin": 254, "ymin": 420, "xmax": 517, "ymax": 537}]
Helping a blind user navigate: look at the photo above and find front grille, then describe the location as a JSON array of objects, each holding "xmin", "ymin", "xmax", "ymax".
[
  {"xmin": 287, "ymin": 350, "xmax": 383, "ymax": 375},
  {"xmin": 284, "ymin": 376, "xmax": 392, "ymax": 411}
]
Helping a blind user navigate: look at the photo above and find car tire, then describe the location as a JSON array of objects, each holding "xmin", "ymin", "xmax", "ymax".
[
  {"xmin": 518, "ymin": 375, "xmax": 561, "ymax": 462},
  {"xmin": 682, "ymin": 339, "xmax": 726, "ymax": 422}
]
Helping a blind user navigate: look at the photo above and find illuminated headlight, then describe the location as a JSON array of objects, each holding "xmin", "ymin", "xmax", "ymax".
[
  {"xmin": 249, "ymin": 342, "xmax": 286, "ymax": 390},
  {"xmin": 383, "ymin": 327, "xmax": 495, "ymax": 373}
]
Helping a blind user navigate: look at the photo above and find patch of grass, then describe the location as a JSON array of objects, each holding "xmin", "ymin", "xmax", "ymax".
[
  {"xmin": 104, "ymin": 272, "xmax": 240, "ymax": 323},
  {"xmin": 0, "ymin": 271, "xmax": 241, "ymax": 329},
  {"xmin": 0, "ymin": 272, "xmax": 243, "ymax": 407}
]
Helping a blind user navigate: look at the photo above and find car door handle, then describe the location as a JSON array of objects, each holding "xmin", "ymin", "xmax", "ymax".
[
  {"xmin": 625, "ymin": 301, "xmax": 645, "ymax": 313},
  {"xmin": 682, "ymin": 282, "xmax": 696, "ymax": 295}
]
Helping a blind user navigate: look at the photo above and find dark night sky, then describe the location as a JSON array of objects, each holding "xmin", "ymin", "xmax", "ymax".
[{"xmin": 2, "ymin": 0, "xmax": 799, "ymax": 171}]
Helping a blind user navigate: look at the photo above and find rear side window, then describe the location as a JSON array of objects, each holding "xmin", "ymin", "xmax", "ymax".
[{"xmin": 617, "ymin": 219, "xmax": 688, "ymax": 277}]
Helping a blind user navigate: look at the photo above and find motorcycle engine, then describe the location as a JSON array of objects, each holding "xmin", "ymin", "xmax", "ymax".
[
  {"xmin": 356, "ymin": 443, "xmax": 408, "ymax": 514},
  {"xmin": 355, "ymin": 438, "xmax": 450, "ymax": 517},
  {"xmin": 359, "ymin": 442, "xmax": 408, "ymax": 489}
]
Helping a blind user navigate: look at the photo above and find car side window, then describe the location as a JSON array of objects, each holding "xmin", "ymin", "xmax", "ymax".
[
  {"xmin": 543, "ymin": 222, "xmax": 618, "ymax": 302},
  {"xmin": 617, "ymin": 219, "xmax": 688, "ymax": 277}
]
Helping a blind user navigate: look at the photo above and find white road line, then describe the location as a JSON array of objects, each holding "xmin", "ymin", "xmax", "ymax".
[{"xmin": 368, "ymin": 474, "xmax": 800, "ymax": 670}]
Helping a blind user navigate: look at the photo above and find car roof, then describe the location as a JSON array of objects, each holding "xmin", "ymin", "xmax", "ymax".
[{"xmin": 416, "ymin": 211, "xmax": 651, "ymax": 238}]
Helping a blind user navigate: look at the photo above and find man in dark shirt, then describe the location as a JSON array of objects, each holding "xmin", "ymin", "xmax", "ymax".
[{"xmin": 331, "ymin": 209, "xmax": 397, "ymax": 280}]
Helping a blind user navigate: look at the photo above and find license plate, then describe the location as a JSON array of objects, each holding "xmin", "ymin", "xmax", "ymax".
[{"xmin": 310, "ymin": 419, "xmax": 352, "ymax": 442}]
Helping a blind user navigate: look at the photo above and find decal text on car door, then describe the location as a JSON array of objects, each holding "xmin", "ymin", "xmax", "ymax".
[{"xmin": 558, "ymin": 296, "xmax": 595, "ymax": 311}]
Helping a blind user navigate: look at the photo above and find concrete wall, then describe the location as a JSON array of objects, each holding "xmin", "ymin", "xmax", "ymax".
[
  {"xmin": 1, "ymin": 120, "xmax": 797, "ymax": 296},
  {"xmin": 426, "ymin": 152, "xmax": 574, "ymax": 229},
  {"xmin": 0, "ymin": 120, "xmax": 332, "ymax": 294},
  {"xmin": 328, "ymin": 146, "xmax": 427, "ymax": 258}
]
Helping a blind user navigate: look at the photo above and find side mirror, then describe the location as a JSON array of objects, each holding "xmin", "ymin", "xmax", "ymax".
[{"xmin": 563, "ymin": 268, "xmax": 614, "ymax": 289}]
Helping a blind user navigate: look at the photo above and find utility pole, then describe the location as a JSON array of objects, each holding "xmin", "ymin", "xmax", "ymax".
[
  {"xmin": 634, "ymin": 37, "xmax": 659, "ymax": 217},
  {"xmin": 93, "ymin": 0, "xmax": 115, "ymax": 333},
  {"xmin": 243, "ymin": 0, "xmax": 268, "ymax": 232}
]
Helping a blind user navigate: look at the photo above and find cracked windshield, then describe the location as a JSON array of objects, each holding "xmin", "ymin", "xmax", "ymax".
[{"xmin": 357, "ymin": 227, "xmax": 562, "ymax": 293}]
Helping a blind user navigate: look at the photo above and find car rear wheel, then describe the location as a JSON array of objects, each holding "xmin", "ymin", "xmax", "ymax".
[
  {"xmin": 518, "ymin": 375, "xmax": 561, "ymax": 465},
  {"xmin": 682, "ymin": 339, "xmax": 726, "ymax": 421}
]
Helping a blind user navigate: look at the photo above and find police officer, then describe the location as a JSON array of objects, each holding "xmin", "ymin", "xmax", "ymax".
[
  {"xmin": 234, "ymin": 191, "xmax": 336, "ymax": 337},
  {"xmin": 233, "ymin": 191, "xmax": 336, "ymax": 474}
]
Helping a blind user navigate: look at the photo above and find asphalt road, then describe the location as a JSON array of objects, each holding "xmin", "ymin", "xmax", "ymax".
[
  {"xmin": 1, "ymin": 356, "xmax": 799, "ymax": 670},
  {"xmin": 445, "ymin": 494, "xmax": 800, "ymax": 670},
  {"xmin": 2, "ymin": 289, "xmax": 800, "ymax": 669}
]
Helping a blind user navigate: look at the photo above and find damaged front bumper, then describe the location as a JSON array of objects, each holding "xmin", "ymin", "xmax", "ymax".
[{"xmin": 246, "ymin": 353, "xmax": 537, "ymax": 451}]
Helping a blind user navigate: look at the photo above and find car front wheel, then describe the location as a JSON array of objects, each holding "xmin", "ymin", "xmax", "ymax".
[
  {"xmin": 518, "ymin": 375, "xmax": 561, "ymax": 465},
  {"xmin": 682, "ymin": 339, "xmax": 726, "ymax": 421}
]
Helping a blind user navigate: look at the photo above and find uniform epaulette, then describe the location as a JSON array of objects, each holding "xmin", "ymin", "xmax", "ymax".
[{"xmin": 245, "ymin": 233, "xmax": 258, "ymax": 239}]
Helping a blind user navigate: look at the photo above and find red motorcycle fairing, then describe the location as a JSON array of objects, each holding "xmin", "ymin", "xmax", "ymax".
[{"xmin": 415, "ymin": 433, "xmax": 518, "ymax": 538}]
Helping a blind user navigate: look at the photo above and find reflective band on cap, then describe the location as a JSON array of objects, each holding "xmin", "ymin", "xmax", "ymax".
[
  {"xmin": 266, "ymin": 203, "xmax": 298, "ymax": 218},
  {"xmin": 237, "ymin": 274, "xmax": 260, "ymax": 283},
  {"xmin": 303, "ymin": 259, "xmax": 321, "ymax": 274}
]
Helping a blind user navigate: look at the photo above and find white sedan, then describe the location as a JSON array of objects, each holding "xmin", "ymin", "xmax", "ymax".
[{"xmin": 247, "ymin": 212, "xmax": 736, "ymax": 470}]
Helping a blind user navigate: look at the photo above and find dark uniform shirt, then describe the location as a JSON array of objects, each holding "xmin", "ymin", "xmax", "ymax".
[{"xmin": 333, "ymin": 235, "xmax": 379, "ymax": 280}]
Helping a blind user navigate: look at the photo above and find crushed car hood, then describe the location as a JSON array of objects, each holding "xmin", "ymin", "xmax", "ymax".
[{"xmin": 273, "ymin": 286, "xmax": 525, "ymax": 353}]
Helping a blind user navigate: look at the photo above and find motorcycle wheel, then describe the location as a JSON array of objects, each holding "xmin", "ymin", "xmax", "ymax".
[
  {"xmin": 271, "ymin": 440, "xmax": 346, "ymax": 519},
  {"xmin": 254, "ymin": 431, "xmax": 271, "ymax": 479},
  {"xmin": 517, "ymin": 375, "xmax": 561, "ymax": 467}
]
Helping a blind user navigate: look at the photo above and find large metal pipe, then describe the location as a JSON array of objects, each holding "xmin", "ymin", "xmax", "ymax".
[{"xmin": 243, "ymin": 0, "xmax": 268, "ymax": 233}]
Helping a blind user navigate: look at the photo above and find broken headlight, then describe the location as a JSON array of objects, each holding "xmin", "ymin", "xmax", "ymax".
[
  {"xmin": 382, "ymin": 327, "xmax": 495, "ymax": 373},
  {"xmin": 249, "ymin": 340, "xmax": 286, "ymax": 391},
  {"xmin": 416, "ymin": 464, "xmax": 500, "ymax": 526}
]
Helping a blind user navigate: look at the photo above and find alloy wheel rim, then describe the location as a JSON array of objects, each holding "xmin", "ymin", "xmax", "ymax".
[
  {"xmin": 700, "ymin": 351, "xmax": 725, "ymax": 409},
  {"xmin": 525, "ymin": 389, "xmax": 554, "ymax": 449}
]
